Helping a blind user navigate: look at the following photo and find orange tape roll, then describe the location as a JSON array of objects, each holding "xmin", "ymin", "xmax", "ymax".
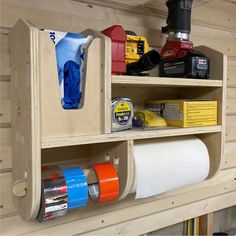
[{"xmin": 89, "ymin": 162, "xmax": 119, "ymax": 203}]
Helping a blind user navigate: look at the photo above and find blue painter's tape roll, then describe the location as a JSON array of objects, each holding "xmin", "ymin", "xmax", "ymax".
[{"xmin": 62, "ymin": 167, "xmax": 88, "ymax": 209}]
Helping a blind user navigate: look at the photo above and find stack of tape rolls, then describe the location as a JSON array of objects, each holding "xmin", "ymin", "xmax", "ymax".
[
  {"xmin": 88, "ymin": 162, "xmax": 119, "ymax": 203},
  {"xmin": 37, "ymin": 162, "xmax": 119, "ymax": 222},
  {"xmin": 37, "ymin": 165, "xmax": 88, "ymax": 222},
  {"xmin": 37, "ymin": 165, "xmax": 68, "ymax": 222}
]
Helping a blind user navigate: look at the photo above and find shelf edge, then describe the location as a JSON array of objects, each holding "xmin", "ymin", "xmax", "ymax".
[
  {"xmin": 112, "ymin": 76, "xmax": 223, "ymax": 87},
  {"xmin": 42, "ymin": 126, "xmax": 222, "ymax": 149}
]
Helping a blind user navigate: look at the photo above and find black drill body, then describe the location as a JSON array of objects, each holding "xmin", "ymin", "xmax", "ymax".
[{"xmin": 159, "ymin": 0, "xmax": 209, "ymax": 79}]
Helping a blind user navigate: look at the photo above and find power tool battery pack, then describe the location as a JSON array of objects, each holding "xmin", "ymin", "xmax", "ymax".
[{"xmin": 159, "ymin": 50, "xmax": 209, "ymax": 79}]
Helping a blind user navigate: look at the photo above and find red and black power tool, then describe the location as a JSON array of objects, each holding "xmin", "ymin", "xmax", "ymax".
[{"xmin": 159, "ymin": 0, "xmax": 209, "ymax": 79}]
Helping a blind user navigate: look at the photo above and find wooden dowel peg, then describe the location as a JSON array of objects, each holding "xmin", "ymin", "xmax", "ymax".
[{"xmin": 13, "ymin": 180, "xmax": 27, "ymax": 197}]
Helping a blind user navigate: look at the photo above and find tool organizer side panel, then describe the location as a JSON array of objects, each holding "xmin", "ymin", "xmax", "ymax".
[
  {"xmin": 89, "ymin": 140, "xmax": 134, "ymax": 200},
  {"xmin": 10, "ymin": 19, "xmax": 41, "ymax": 220}
]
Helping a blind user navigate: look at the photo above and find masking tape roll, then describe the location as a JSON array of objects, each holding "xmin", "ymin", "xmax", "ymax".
[
  {"xmin": 37, "ymin": 165, "xmax": 68, "ymax": 222},
  {"xmin": 62, "ymin": 167, "xmax": 88, "ymax": 209},
  {"xmin": 89, "ymin": 162, "xmax": 119, "ymax": 203}
]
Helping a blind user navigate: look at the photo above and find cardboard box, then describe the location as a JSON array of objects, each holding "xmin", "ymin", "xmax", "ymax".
[{"xmin": 145, "ymin": 100, "xmax": 217, "ymax": 128}]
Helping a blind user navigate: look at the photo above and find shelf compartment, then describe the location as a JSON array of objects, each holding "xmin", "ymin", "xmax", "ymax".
[
  {"xmin": 112, "ymin": 75, "xmax": 223, "ymax": 87},
  {"xmin": 42, "ymin": 125, "xmax": 222, "ymax": 148},
  {"xmin": 40, "ymin": 29, "xmax": 111, "ymax": 139},
  {"xmin": 41, "ymin": 140, "xmax": 133, "ymax": 201},
  {"xmin": 131, "ymin": 132, "xmax": 223, "ymax": 193}
]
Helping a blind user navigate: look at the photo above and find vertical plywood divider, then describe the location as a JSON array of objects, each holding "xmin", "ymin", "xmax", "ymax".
[
  {"xmin": 119, "ymin": 140, "xmax": 135, "ymax": 200},
  {"xmin": 81, "ymin": 29, "xmax": 112, "ymax": 134},
  {"xmin": 89, "ymin": 140, "xmax": 134, "ymax": 200},
  {"xmin": 199, "ymin": 133, "xmax": 222, "ymax": 178},
  {"xmin": 195, "ymin": 46, "xmax": 227, "ymax": 176},
  {"xmin": 10, "ymin": 19, "xmax": 41, "ymax": 220}
]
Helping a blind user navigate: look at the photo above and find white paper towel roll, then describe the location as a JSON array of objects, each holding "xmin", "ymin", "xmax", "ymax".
[{"xmin": 131, "ymin": 136, "xmax": 209, "ymax": 199}]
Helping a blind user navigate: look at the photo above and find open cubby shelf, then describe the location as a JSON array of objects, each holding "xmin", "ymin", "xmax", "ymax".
[{"xmin": 10, "ymin": 19, "xmax": 227, "ymax": 221}]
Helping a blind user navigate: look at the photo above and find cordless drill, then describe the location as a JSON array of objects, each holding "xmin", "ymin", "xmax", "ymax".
[{"xmin": 159, "ymin": 0, "xmax": 209, "ymax": 79}]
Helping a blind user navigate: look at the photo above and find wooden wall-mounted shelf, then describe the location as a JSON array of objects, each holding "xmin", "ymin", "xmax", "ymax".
[{"xmin": 10, "ymin": 19, "xmax": 227, "ymax": 221}]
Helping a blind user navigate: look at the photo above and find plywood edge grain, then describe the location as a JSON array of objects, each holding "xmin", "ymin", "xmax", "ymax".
[
  {"xmin": 42, "ymin": 126, "xmax": 222, "ymax": 148},
  {"xmin": 112, "ymin": 76, "xmax": 223, "ymax": 87}
]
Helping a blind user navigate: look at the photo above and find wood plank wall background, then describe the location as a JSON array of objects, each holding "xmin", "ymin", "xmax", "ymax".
[{"xmin": 0, "ymin": 0, "xmax": 235, "ymax": 234}]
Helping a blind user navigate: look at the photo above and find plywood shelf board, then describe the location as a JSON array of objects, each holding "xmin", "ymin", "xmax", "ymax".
[
  {"xmin": 112, "ymin": 76, "xmax": 223, "ymax": 87},
  {"xmin": 41, "ymin": 126, "xmax": 222, "ymax": 148}
]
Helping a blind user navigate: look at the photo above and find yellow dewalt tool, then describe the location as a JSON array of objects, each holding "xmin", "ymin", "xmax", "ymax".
[{"xmin": 125, "ymin": 31, "xmax": 150, "ymax": 64}]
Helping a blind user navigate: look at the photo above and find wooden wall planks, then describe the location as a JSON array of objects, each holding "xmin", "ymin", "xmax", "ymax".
[
  {"xmin": 223, "ymin": 142, "xmax": 236, "ymax": 169},
  {"xmin": 0, "ymin": 51, "xmax": 10, "ymax": 77},
  {"xmin": 0, "ymin": 146, "xmax": 12, "ymax": 170},
  {"xmin": 228, "ymin": 69, "xmax": 236, "ymax": 88},
  {"xmin": 0, "ymin": 33, "xmax": 9, "ymax": 51},
  {"xmin": 0, "ymin": 1, "xmax": 236, "ymax": 47},
  {"xmin": 0, "ymin": 82, "xmax": 10, "ymax": 100},
  {"xmin": 227, "ymin": 98, "xmax": 236, "ymax": 115},
  {"xmin": 0, "ymin": 100, "xmax": 11, "ymax": 124},
  {"xmin": 0, "ymin": 0, "xmax": 236, "ymax": 233},
  {"xmin": 226, "ymin": 116, "xmax": 236, "ymax": 142},
  {"xmin": 222, "ymin": 154, "xmax": 236, "ymax": 169},
  {"xmin": 82, "ymin": 191, "xmax": 236, "ymax": 236},
  {"xmin": 0, "ymin": 128, "xmax": 11, "ymax": 146},
  {"xmin": 0, "ymin": 173, "xmax": 17, "ymax": 217},
  {"xmin": 227, "ymin": 88, "xmax": 236, "ymax": 100}
]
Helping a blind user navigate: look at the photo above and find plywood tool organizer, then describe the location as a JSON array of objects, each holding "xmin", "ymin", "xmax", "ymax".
[{"xmin": 10, "ymin": 19, "xmax": 227, "ymax": 221}]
